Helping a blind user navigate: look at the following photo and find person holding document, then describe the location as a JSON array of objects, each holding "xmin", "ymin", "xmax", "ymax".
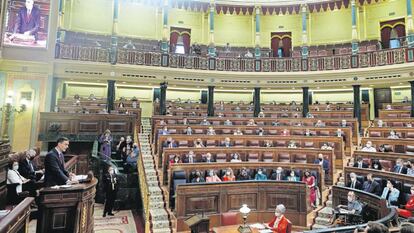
[{"xmin": 265, "ymin": 204, "xmax": 290, "ymax": 233}]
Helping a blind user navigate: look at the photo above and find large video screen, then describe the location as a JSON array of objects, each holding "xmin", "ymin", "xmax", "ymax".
[{"xmin": 3, "ymin": 0, "xmax": 50, "ymax": 48}]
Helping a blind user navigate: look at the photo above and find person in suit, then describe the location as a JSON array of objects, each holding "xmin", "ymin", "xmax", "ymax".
[
  {"xmin": 381, "ymin": 180, "xmax": 400, "ymax": 206},
  {"xmin": 354, "ymin": 156, "xmax": 369, "ymax": 169},
  {"xmin": 44, "ymin": 137, "xmax": 76, "ymax": 187},
  {"xmin": 103, "ymin": 165, "xmax": 118, "ymax": 217},
  {"xmin": 393, "ymin": 159, "xmax": 408, "ymax": 174},
  {"xmin": 237, "ymin": 167, "xmax": 251, "ymax": 181},
  {"xmin": 13, "ymin": 0, "xmax": 41, "ymax": 41},
  {"xmin": 314, "ymin": 153, "xmax": 330, "ymax": 175},
  {"xmin": 18, "ymin": 148, "xmax": 43, "ymax": 181},
  {"xmin": 347, "ymin": 172, "xmax": 362, "ymax": 190},
  {"xmin": 183, "ymin": 151, "xmax": 196, "ymax": 163},
  {"xmin": 362, "ymin": 173, "xmax": 381, "ymax": 196},
  {"xmin": 271, "ymin": 167, "xmax": 286, "ymax": 181},
  {"xmin": 163, "ymin": 137, "xmax": 177, "ymax": 148},
  {"xmin": 201, "ymin": 153, "xmax": 215, "ymax": 163},
  {"xmin": 221, "ymin": 137, "xmax": 232, "ymax": 147},
  {"xmin": 265, "ymin": 204, "xmax": 290, "ymax": 233}
]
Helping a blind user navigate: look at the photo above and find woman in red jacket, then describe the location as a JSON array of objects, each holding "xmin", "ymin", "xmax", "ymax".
[
  {"xmin": 398, "ymin": 186, "xmax": 414, "ymax": 218},
  {"xmin": 266, "ymin": 204, "xmax": 290, "ymax": 233}
]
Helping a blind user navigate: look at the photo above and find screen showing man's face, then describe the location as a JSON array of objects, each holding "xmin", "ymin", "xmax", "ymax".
[{"xmin": 26, "ymin": 0, "xmax": 34, "ymax": 11}]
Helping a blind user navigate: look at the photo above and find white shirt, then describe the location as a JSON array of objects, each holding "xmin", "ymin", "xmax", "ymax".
[
  {"xmin": 7, "ymin": 169, "xmax": 24, "ymax": 193},
  {"xmin": 361, "ymin": 146, "xmax": 376, "ymax": 152}
]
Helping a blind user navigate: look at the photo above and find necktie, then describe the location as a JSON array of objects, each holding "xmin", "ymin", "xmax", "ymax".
[
  {"xmin": 277, "ymin": 174, "xmax": 280, "ymax": 180},
  {"xmin": 398, "ymin": 166, "xmax": 402, "ymax": 173},
  {"xmin": 351, "ymin": 181, "xmax": 355, "ymax": 189},
  {"xmin": 359, "ymin": 163, "xmax": 362, "ymax": 168},
  {"xmin": 29, "ymin": 161, "xmax": 34, "ymax": 172},
  {"xmin": 110, "ymin": 174, "xmax": 115, "ymax": 190},
  {"xmin": 59, "ymin": 153, "xmax": 64, "ymax": 165}
]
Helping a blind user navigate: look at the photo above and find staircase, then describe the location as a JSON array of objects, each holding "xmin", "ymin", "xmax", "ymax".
[
  {"xmin": 138, "ymin": 118, "xmax": 172, "ymax": 233},
  {"xmin": 312, "ymin": 175, "xmax": 346, "ymax": 230}
]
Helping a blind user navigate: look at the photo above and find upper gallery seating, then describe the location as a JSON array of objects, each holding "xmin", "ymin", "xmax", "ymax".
[{"xmin": 55, "ymin": 30, "xmax": 409, "ymax": 72}]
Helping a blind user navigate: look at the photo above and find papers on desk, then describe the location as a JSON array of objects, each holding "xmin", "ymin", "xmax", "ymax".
[
  {"xmin": 258, "ymin": 230, "xmax": 273, "ymax": 233},
  {"xmin": 249, "ymin": 223, "xmax": 266, "ymax": 229},
  {"xmin": 75, "ymin": 175, "xmax": 87, "ymax": 181}
]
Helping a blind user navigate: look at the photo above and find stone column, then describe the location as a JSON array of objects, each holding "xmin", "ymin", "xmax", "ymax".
[
  {"xmin": 107, "ymin": 80, "xmax": 116, "ymax": 112},
  {"xmin": 160, "ymin": 82, "xmax": 168, "ymax": 115},
  {"xmin": 302, "ymin": 87, "xmax": 309, "ymax": 117},
  {"xmin": 353, "ymin": 85, "xmax": 361, "ymax": 134},
  {"xmin": 253, "ymin": 87, "xmax": 261, "ymax": 117},
  {"xmin": 207, "ymin": 86, "xmax": 215, "ymax": 116}
]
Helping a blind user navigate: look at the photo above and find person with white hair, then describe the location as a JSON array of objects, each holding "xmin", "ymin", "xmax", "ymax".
[
  {"xmin": 266, "ymin": 204, "xmax": 290, "ymax": 233},
  {"xmin": 361, "ymin": 141, "xmax": 376, "ymax": 152}
]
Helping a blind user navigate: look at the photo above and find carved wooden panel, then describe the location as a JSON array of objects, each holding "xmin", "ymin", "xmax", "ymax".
[
  {"xmin": 79, "ymin": 122, "xmax": 99, "ymax": 132},
  {"xmin": 185, "ymin": 195, "xmax": 219, "ymax": 215}
]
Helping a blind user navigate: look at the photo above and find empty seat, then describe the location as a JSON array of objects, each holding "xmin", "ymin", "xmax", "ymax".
[
  {"xmin": 278, "ymin": 153, "xmax": 290, "ymax": 163},
  {"xmin": 320, "ymin": 131, "xmax": 330, "ymax": 136},
  {"xmin": 369, "ymin": 131, "xmax": 381, "ymax": 137},
  {"xmin": 379, "ymin": 160, "xmax": 392, "ymax": 171},
  {"xmin": 263, "ymin": 152, "xmax": 274, "ymax": 162},
  {"xmin": 393, "ymin": 122, "xmax": 404, "ymax": 127},
  {"xmin": 304, "ymin": 142, "xmax": 314, "ymax": 148},
  {"xmin": 248, "ymin": 140, "xmax": 260, "ymax": 147},
  {"xmin": 268, "ymin": 130, "xmax": 278, "ymax": 135},
  {"xmin": 406, "ymin": 145, "xmax": 414, "ymax": 155},
  {"xmin": 216, "ymin": 153, "xmax": 227, "ymax": 162},
  {"xmin": 276, "ymin": 141, "xmax": 286, "ymax": 147},
  {"xmin": 248, "ymin": 153, "xmax": 259, "ymax": 162},
  {"xmin": 206, "ymin": 140, "xmax": 216, "ymax": 147},
  {"xmin": 244, "ymin": 129, "xmax": 253, "ymax": 135},
  {"xmin": 294, "ymin": 154, "xmax": 307, "ymax": 163},
  {"xmin": 222, "ymin": 129, "xmax": 232, "ymax": 134},
  {"xmin": 212, "ymin": 121, "xmax": 220, "ymax": 125},
  {"xmin": 401, "ymin": 113, "xmax": 411, "ymax": 118},
  {"xmin": 406, "ymin": 132, "xmax": 414, "ymax": 138},
  {"xmin": 387, "ymin": 114, "xmax": 398, "ymax": 118},
  {"xmin": 221, "ymin": 212, "xmax": 238, "ymax": 226},
  {"xmin": 169, "ymin": 129, "xmax": 177, "ymax": 134},
  {"xmin": 292, "ymin": 130, "xmax": 304, "ymax": 135},
  {"xmin": 178, "ymin": 141, "xmax": 188, "ymax": 147},
  {"xmin": 234, "ymin": 140, "xmax": 244, "ymax": 147},
  {"xmin": 167, "ymin": 120, "xmax": 176, "ymax": 124},
  {"xmin": 194, "ymin": 129, "xmax": 204, "ymax": 134}
]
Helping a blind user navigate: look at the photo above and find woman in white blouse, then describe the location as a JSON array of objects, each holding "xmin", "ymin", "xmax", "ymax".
[{"xmin": 7, "ymin": 161, "xmax": 30, "ymax": 195}]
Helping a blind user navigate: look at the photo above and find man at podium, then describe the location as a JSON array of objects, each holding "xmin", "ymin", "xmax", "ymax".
[{"xmin": 44, "ymin": 137, "xmax": 78, "ymax": 187}]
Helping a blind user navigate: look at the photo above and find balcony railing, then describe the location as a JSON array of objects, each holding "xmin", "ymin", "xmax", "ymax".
[{"xmin": 56, "ymin": 42, "xmax": 413, "ymax": 72}]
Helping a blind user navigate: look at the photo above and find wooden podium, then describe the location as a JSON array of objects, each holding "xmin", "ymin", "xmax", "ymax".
[
  {"xmin": 36, "ymin": 178, "xmax": 97, "ymax": 233},
  {"xmin": 184, "ymin": 214, "xmax": 210, "ymax": 233}
]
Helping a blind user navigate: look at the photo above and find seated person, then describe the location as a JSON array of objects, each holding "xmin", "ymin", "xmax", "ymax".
[
  {"xmin": 247, "ymin": 119, "xmax": 256, "ymax": 126},
  {"xmin": 287, "ymin": 141, "xmax": 297, "ymax": 148},
  {"xmin": 407, "ymin": 123, "xmax": 413, "ymax": 128},
  {"xmin": 163, "ymin": 137, "xmax": 177, "ymax": 148},
  {"xmin": 19, "ymin": 148, "xmax": 43, "ymax": 181},
  {"xmin": 385, "ymin": 104, "xmax": 392, "ymax": 110},
  {"xmin": 347, "ymin": 172, "xmax": 363, "ymax": 190},
  {"xmin": 305, "ymin": 129, "xmax": 314, "ymax": 136},
  {"xmin": 341, "ymin": 119, "xmax": 348, "ymax": 128},
  {"xmin": 237, "ymin": 167, "xmax": 251, "ymax": 181},
  {"xmin": 355, "ymin": 222, "xmax": 389, "ymax": 233},
  {"xmin": 377, "ymin": 120, "xmax": 384, "ymax": 127},
  {"xmin": 206, "ymin": 126, "xmax": 216, "ymax": 135},
  {"xmin": 159, "ymin": 120, "xmax": 166, "ymax": 126},
  {"xmin": 182, "ymin": 117, "xmax": 188, "ymax": 125},
  {"xmin": 254, "ymin": 168, "xmax": 267, "ymax": 181},
  {"xmin": 407, "ymin": 159, "xmax": 414, "ymax": 176},
  {"xmin": 183, "ymin": 151, "xmax": 196, "ymax": 163},
  {"xmin": 354, "ymin": 156, "xmax": 369, "ymax": 168},
  {"xmin": 337, "ymin": 191, "xmax": 362, "ymax": 215},
  {"xmin": 222, "ymin": 168, "xmax": 236, "ymax": 181},
  {"xmin": 361, "ymin": 141, "xmax": 376, "ymax": 152},
  {"xmin": 230, "ymin": 153, "xmax": 241, "ymax": 162},
  {"xmin": 125, "ymin": 143, "xmax": 139, "ymax": 170},
  {"xmin": 265, "ymin": 204, "xmax": 290, "ymax": 233},
  {"xmin": 398, "ymin": 186, "xmax": 414, "ymax": 218},
  {"xmin": 169, "ymin": 155, "xmax": 182, "ymax": 166},
  {"xmin": 258, "ymin": 111, "xmax": 265, "ymax": 118},
  {"xmin": 194, "ymin": 138, "xmax": 205, "ymax": 148},
  {"xmin": 362, "ymin": 173, "xmax": 382, "ymax": 196},
  {"xmin": 380, "ymin": 180, "xmax": 400, "ymax": 206},
  {"xmin": 394, "ymin": 158, "xmax": 408, "ymax": 174},
  {"xmin": 306, "ymin": 113, "xmax": 314, "ymax": 118},
  {"xmin": 287, "ymin": 170, "xmax": 299, "ymax": 181},
  {"xmin": 315, "ymin": 120, "xmax": 325, "ymax": 127},
  {"xmin": 206, "ymin": 170, "xmax": 221, "ymax": 183},
  {"xmin": 314, "ymin": 153, "xmax": 330, "ymax": 174},
  {"xmin": 7, "ymin": 161, "xmax": 31, "ymax": 202},
  {"xmin": 281, "ymin": 129, "xmax": 290, "ymax": 136},
  {"xmin": 321, "ymin": 143, "xmax": 333, "ymax": 150},
  {"xmin": 184, "ymin": 126, "xmax": 192, "ymax": 135},
  {"xmin": 257, "ymin": 128, "xmax": 265, "ymax": 136},
  {"xmin": 370, "ymin": 159, "xmax": 383, "ymax": 170},
  {"xmin": 387, "ymin": 130, "xmax": 399, "ymax": 139},
  {"xmin": 200, "ymin": 118, "xmax": 211, "ymax": 125},
  {"xmin": 264, "ymin": 140, "xmax": 273, "ymax": 147},
  {"xmin": 217, "ymin": 112, "xmax": 224, "ymax": 118},
  {"xmin": 224, "ymin": 119, "xmax": 233, "ymax": 126},
  {"xmin": 272, "ymin": 121, "xmax": 280, "ymax": 126},
  {"xmin": 201, "ymin": 153, "xmax": 215, "ymax": 163},
  {"xmin": 222, "ymin": 137, "xmax": 232, "ymax": 147},
  {"xmin": 233, "ymin": 128, "xmax": 243, "ymax": 135},
  {"xmin": 159, "ymin": 126, "xmax": 170, "ymax": 135},
  {"xmin": 191, "ymin": 170, "xmax": 205, "ymax": 183},
  {"xmin": 271, "ymin": 167, "xmax": 285, "ymax": 181}
]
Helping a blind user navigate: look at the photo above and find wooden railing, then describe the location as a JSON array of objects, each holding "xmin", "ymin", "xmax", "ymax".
[
  {"xmin": 56, "ymin": 42, "xmax": 413, "ymax": 72},
  {"xmin": 136, "ymin": 127, "xmax": 151, "ymax": 233},
  {"xmin": 0, "ymin": 197, "xmax": 34, "ymax": 233}
]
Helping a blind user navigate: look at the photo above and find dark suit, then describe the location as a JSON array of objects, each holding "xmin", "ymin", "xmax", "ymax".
[
  {"xmin": 18, "ymin": 159, "xmax": 37, "ymax": 180},
  {"xmin": 393, "ymin": 165, "xmax": 408, "ymax": 174},
  {"xmin": 270, "ymin": 172, "xmax": 286, "ymax": 181},
  {"xmin": 14, "ymin": 6, "xmax": 41, "ymax": 40},
  {"xmin": 44, "ymin": 148, "xmax": 69, "ymax": 187},
  {"xmin": 103, "ymin": 173, "xmax": 118, "ymax": 215},
  {"xmin": 362, "ymin": 180, "xmax": 381, "ymax": 196},
  {"xmin": 353, "ymin": 161, "xmax": 369, "ymax": 169},
  {"xmin": 314, "ymin": 159, "xmax": 330, "ymax": 174},
  {"xmin": 347, "ymin": 180, "xmax": 363, "ymax": 190},
  {"xmin": 201, "ymin": 158, "xmax": 215, "ymax": 163}
]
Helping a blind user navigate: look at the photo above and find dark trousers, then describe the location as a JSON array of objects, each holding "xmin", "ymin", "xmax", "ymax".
[{"xmin": 104, "ymin": 190, "xmax": 117, "ymax": 214}]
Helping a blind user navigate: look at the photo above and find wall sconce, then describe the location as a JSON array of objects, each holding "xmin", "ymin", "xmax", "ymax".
[
  {"xmin": 0, "ymin": 91, "xmax": 28, "ymax": 142},
  {"xmin": 238, "ymin": 204, "xmax": 252, "ymax": 233}
]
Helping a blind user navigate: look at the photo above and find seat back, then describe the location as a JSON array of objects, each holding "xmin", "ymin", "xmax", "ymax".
[
  {"xmin": 248, "ymin": 140, "xmax": 260, "ymax": 147},
  {"xmin": 294, "ymin": 154, "xmax": 307, "ymax": 163},
  {"xmin": 221, "ymin": 212, "xmax": 238, "ymax": 226},
  {"xmin": 304, "ymin": 141, "xmax": 314, "ymax": 148},
  {"xmin": 194, "ymin": 129, "xmax": 204, "ymax": 134},
  {"xmin": 369, "ymin": 131, "xmax": 381, "ymax": 137},
  {"xmin": 248, "ymin": 153, "xmax": 259, "ymax": 162},
  {"xmin": 263, "ymin": 152, "xmax": 274, "ymax": 162},
  {"xmin": 216, "ymin": 153, "xmax": 227, "ymax": 162},
  {"xmin": 206, "ymin": 140, "xmax": 216, "ymax": 147},
  {"xmin": 278, "ymin": 153, "xmax": 291, "ymax": 163},
  {"xmin": 178, "ymin": 141, "xmax": 188, "ymax": 147}
]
